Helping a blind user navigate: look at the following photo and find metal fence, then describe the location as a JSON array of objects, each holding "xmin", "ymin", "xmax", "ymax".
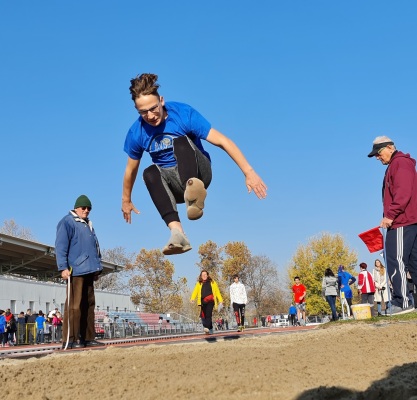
[
  {"xmin": 97, "ymin": 321, "xmax": 201, "ymax": 339},
  {"xmin": 6, "ymin": 321, "xmax": 201, "ymax": 346}
]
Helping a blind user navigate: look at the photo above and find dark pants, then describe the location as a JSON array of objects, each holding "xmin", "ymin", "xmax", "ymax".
[
  {"xmin": 233, "ymin": 303, "xmax": 245, "ymax": 327},
  {"xmin": 0, "ymin": 332, "xmax": 6, "ymax": 345},
  {"xmin": 361, "ymin": 293, "xmax": 376, "ymax": 316},
  {"xmin": 386, "ymin": 224, "xmax": 417, "ymax": 308},
  {"xmin": 325, "ymin": 295, "xmax": 338, "ymax": 320},
  {"xmin": 289, "ymin": 314, "xmax": 296, "ymax": 326},
  {"xmin": 143, "ymin": 136, "xmax": 212, "ymax": 226},
  {"xmin": 63, "ymin": 273, "xmax": 96, "ymax": 343},
  {"xmin": 200, "ymin": 302, "xmax": 214, "ymax": 329}
]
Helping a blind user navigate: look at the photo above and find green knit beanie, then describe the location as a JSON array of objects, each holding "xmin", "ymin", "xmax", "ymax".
[{"xmin": 74, "ymin": 194, "xmax": 92, "ymax": 209}]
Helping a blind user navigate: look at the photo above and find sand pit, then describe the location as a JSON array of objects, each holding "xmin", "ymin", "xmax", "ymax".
[{"xmin": 1, "ymin": 320, "xmax": 417, "ymax": 399}]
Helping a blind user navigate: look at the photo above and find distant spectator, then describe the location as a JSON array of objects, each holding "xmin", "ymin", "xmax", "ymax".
[
  {"xmin": 52, "ymin": 312, "xmax": 63, "ymax": 343},
  {"xmin": 288, "ymin": 304, "xmax": 297, "ymax": 326},
  {"xmin": 6, "ymin": 315, "xmax": 17, "ymax": 346},
  {"xmin": 27, "ymin": 310, "xmax": 38, "ymax": 345},
  {"xmin": 44, "ymin": 318, "xmax": 52, "ymax": 343},
  {"xmin": 292, "ymin": 276, "xmax": 307, "ymax": 325},
  {"xmin": 48, "ymin": 307, "xmax": 59, "ymax": 319},
  {"xmin": 103, "ymin": 314, "xmax": 112, "ymax": 339},
  {"xmin": 337, "ymin": 265, "xmax": 356, "ymax": 316},
  {"xmin": 407, "ymin": 271, "xmax": 417, "ymax": 308},
  {"xmin": 322, "ymin": 268, "xmax": 339, "ymax": 321},
  {"xmin": 357, "ymin": 263, "xmax": 376, "ymax": 316},
  {"xmin": 0, "ymin": 310, "xmax": 6, "ymax": 347},
  {"xmin": 229, "ymin": 274, "xmax": 248, "ymax": 332},
  {"xmin": 24, "ymin": 309, "xmax": 32, "ymax": 323},
  {"xmin": 5, "ymin": 309, "xmax": 13, "ymax": 323},
  {"xmin": 17, "ymin": 312, "xmax": 26, "ymax": 344},
  {"xmin": 373, "ymin": 259, "xmax": 391, "ymax": 316},
  {"xmin": 35, "ymin": 311, "xmax": 46, "ymax": 345}
]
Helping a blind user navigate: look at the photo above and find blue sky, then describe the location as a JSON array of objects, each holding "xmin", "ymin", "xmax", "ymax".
[{"xmin": 1, "ymin": 1, "xmax": 417, "ymax": 284}]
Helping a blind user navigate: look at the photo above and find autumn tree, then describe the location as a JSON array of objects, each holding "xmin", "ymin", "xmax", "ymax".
[
  {"xmin": 246, "ymin": 255, "xmax": 289, "ymax": 318},
  {"xmin": 196, "ymin": 240, "xmax": 223, "ymax": 281},
  {"xmin": 94, "ymin": 246, "xmax": 135, "ymax": 293},
  {"xmin": 287, "ymin": 232, "xmax": 358, "ymax": 316},
  {"xmin": 196, "ymin": 241, "xmax": 287, "ymax": 322},
  {"xmin": 1, "ymin": 219, "xmax": 36, "ymax": 240},
  {"xmin": 178, "ymin": 288, "xmax": 201, "ymax": 322},
  {"xmin": 128, "ymin": 248, "xmax": 187, "ymax": 314},
  {"xmin": 222, "ymin": 241, "xmax": 251, "ymax": 282}
]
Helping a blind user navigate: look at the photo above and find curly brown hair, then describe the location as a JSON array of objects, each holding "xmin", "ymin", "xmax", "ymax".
[{"xmin": 129, "ymin": 73, "xmax": 160, "ymax": 101}]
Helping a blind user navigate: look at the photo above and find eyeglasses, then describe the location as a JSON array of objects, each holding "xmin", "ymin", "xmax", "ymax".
[
  {"xmin": 377, "ymin": 147, "xmax": 386, "ymax": 155},
  {"xmin": 137, "ymin": 102, "xmax": 160, "ymax": 116},
  {"xmin": 81, "ymin": 206, "xmax": 91, "ymax": 211}
]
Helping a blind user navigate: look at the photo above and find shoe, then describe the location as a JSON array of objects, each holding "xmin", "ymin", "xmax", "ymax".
[
  {"xmin": 162, "ymin": 228, "xmax": 192, "ymax": 255},
  {"xmin": 184, "ymin": 178, "xmax": 206, "ymax": 220},
  {"xmin": 208, "ymin": 329, "xmax": 213, "ymax": 335},
  {"xmin": 203, "ymin": 327, "xmax": 209, "ymax": 334},
  {"xmin": 62, "ymin": 341, "xmax": 86, "ymax": 349},
  {"xmin": 387, "ymin": 304, "xmax": 415, "ymax": 316},
  {"xmin": 84, "ymin": 340, "xmax": 105, "ymax": 347}
]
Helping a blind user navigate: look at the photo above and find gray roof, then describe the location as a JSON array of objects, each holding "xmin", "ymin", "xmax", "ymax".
[{"xmin": 0, "ymin": 233, "xmax": 123, "ymax": 280}]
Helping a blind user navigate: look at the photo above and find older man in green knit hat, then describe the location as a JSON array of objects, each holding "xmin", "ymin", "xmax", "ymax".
[{"xmin": 55, "ymin": 194, "xmax": 104, "ymax": 349}]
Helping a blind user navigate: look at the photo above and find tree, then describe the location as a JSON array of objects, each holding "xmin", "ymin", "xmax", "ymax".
[
  {"xmin": 222, "ymin": 241, "xmax": 251, "ymax": 282},
  {"xmin": 94, "ymin": 246, "xmax": 135, "ymax": 293},
  {"xmin": 0, "ymin": 219, "xmax": 36, "ymax": 240},
  {"xmin": 128, "ymin": 248, "xmax": 187, "ymax": 314},
  {"xmin": 287, "ymin": 232, "xmax": 358, "ymax": 316},
  {"xmin": 196, "ymin": 240, "xmax": 223, "ymax": 281},
  {"xmin": 246, "ymin": 255, "xmax": 288, "ymax": 317}
]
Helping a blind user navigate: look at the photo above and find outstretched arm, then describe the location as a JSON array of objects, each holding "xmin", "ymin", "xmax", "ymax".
[
  {"xmin": 122, "ymin": 157, "xmax": 141, "ymax": 223},
  {"xmin": 206, "ymin": 128, "xmax": 267, "ymax": 199}
]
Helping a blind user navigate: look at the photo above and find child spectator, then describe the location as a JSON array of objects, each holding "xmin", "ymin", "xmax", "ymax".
[{"xmin": 35, "ymin": 311, "xmax": 46, "ymax": 345}]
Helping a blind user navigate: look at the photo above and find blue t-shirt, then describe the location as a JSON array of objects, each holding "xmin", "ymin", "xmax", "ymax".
[
  {"xmin": 124, "ymin": 101, "xmax": 212, "ymax": 168},
  {"xmin": 35, "ymin": 315, "xmax": 46, "ymax": 330}
]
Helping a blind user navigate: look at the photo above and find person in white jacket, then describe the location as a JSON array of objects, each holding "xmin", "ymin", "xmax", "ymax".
[{"xmin": 230, "ymin": 274, "xmax": 248, "ymax": 332}]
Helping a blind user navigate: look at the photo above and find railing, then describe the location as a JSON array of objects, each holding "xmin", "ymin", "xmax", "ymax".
[{"xmin": 97, "ymin": 321, "xmax": 202, "ymax": 339}]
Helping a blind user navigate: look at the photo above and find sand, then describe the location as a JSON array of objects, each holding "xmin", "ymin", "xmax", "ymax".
[{"xmin": 1, "ymin": 320, "xmax": 417, "ymax": 400}]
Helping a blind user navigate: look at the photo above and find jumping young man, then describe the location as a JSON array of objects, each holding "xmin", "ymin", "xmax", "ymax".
[{"xmin": 122, "ymin": 73, "xmax": 267, "ymax": 255}]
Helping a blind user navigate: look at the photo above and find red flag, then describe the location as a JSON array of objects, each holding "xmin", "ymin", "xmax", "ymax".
[{"xmin": 358, "ymin": 227, "xmax": 384, "ymax": 253}]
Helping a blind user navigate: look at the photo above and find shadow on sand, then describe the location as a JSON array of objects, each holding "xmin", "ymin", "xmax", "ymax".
[{"xmin": 296, "ymin": 362, "xmax": 417, "ymax": 400}]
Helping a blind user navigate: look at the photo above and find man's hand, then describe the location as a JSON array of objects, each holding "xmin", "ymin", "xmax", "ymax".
[
  {"xmin": 380, "ymin": 217, "xmax": 393, "ymax": 229},
  {"xmin": 122, "ymin": 200, "xmax": 140, "ymax": 223},
  {"xmin": 61, "ymin": 269, "xmax": 71, "ymax": 280},
  {"xmin": 245, "ymin": 169, "xmax": 267, "ymax": 199}
]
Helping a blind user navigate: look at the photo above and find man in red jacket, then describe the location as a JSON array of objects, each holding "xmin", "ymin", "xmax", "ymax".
[{"xmin": 368, "ymin": 136, "xmax": 417, "ymax": 315}]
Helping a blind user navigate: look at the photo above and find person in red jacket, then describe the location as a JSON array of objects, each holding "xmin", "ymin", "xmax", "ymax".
[
  {"xmin": 368, "ymin": 136, "xmax": 417, "ymax": 315},
  {"xmin": 357, "ymin": 263, "xmax": 376, "ymax": 314}
]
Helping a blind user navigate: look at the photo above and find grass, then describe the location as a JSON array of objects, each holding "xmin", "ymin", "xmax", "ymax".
[{"xmin": 319, "ymin": 310, "xmax": 417, "ymax": 328}]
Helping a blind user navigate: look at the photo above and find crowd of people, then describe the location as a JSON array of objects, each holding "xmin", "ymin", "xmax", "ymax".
[{"xmin": 0, "ymin": 308, "xmax": 63, "ymax": 347}]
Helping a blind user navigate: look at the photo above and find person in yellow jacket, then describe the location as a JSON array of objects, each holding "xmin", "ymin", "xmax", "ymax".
[{"xmin": 190, "ymin": 270, "xmax": 223, "ymax": 334}]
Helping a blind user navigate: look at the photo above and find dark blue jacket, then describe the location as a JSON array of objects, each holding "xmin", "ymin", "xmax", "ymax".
[{"xmin": 55, "ymin": 211, "xmax": 103, "ymax": 276}]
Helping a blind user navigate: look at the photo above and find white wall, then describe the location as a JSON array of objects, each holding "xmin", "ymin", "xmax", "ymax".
[{"xmin": 0, "ymin": 276, "xmax": 136, "ymax": 314}]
